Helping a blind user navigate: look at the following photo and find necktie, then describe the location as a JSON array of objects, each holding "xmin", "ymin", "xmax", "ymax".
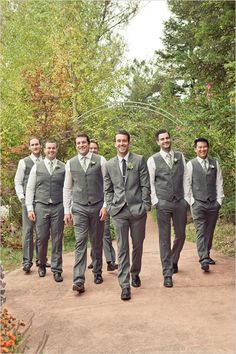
[
  {"xmin": 49, "ymin": 161, "xmax": 54, "ymax": 174},
  {"xmin": 202, "ymin": 159, "xmax": 207, "ymax": 172},
  {"xmin": 82, "ymin": 157, "xmax": 87, "ymax": 172},
  {"xmin": 166, "ymin": 153, "xmax": 172, "ymax": 169},
  {"xmin": 122, "ymin": 159, "xmax": 127, "ymax": 180}
]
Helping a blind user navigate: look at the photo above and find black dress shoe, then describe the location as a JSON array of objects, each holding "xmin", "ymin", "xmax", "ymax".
[
  {"xmin": 38, "ymin": 266, "xmax": 46, "ymax": 277},
  {"xmin": 207, "ymin": 257, "xmax": 216, "ymax": 265},
  {"xmin": 88, "ymin": 262, "xmax": 93, "ymax": 269},
  {"xmin": 164, "ymin": 276, "xmax": 173, "ymax": 287},
  {"xmin": 107, "ymin": 262, "xmax": 118, "ymax": 271},
  {"xmin": 72, "ymin": 282, "xmax": 85, "ymax": 293},
  {"xmin": 173, "ymin": 263, "xmax": 178, "ymax": 274},
  {"xmin": 201, "ymin": 262, "xmax": 209, "ymax": 272},
  {"xmin": 94, "ymin": 274, "xmax": 103, "ymax": 284},
  {"xmin": 131, "ymin": 275, "xmax": 141, "ymax": 288},
  {"xmin": 121, "ymin": 287, "xmax": 131, "ymax": 300},
  {"xmin": 54, "ymin": 272, "xmax": 63, "ymax": 282},
  {"xmin": 23, "ymin": 264, "xmax": 31, "ymax": 274}
]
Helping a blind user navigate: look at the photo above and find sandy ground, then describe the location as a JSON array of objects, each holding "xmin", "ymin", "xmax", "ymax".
[{"xmin": 5, "ymin": 214, "xmax": 235, "ymax": 354}]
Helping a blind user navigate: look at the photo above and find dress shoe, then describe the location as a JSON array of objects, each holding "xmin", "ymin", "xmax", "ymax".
[
  {"xmin": 54, "ymin": 272, "xmax": 63, "ymax": 282},
  {"xmin": 164, "ymin": 276, "xmax": 173, "ymax": 287},
  {"xmin": 201, "ymin": 262, "xmax": 209, "ymax": 272},
  {"xmin": 23, "ymin": 264, "xmax": 31, "ymax": 274},
  {"xmin": 88, "ymin": 262, "xmax": 93, "ymax": 269},
  {"xmin": 107, "ymin": 262, "xmax": 118, "ymax": 271},
  {"xmin": 131, "ymin": 275, "xmax": 141, "ymax": 288},
  {"xmin": 38, "ymin": 266, "xmax": 46, "ymax": 277},
  {"xmin": 207, "ymin": 257, "xmax": 216, "ymax": 265},
  {"xmin": 121, "ymin": 287, "xmax": 131, "ymax": 301},
  {"xmin": 72, "ymin": 282, "xmax": 85, "ymax": 293},
  {"xmin": 173, "ymin": 263, "xmax": 178, "ymax": 274},
  {"xmin": 94, "ymin": 274, "xmax": 103, "ymax": 284}
]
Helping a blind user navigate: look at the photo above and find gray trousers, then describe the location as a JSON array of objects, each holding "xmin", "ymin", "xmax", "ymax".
[
  {"xmin": 191, "ymin": 199, "xmax": 220, "ymax": 264},
  {"xmin": 90, "ymin": 216, "xmax": 116, "ymax": 264},
  {"xmin": 22, "ymin": 202, "xmax": 39, "ymax": 267},
  {"xmin": 35, "ymin": 202, "xmax": 64, "ymax": 273},
  {"xmin": 112, "ymin": 206, "xmax": 147, "ymax": 289},
  {"xmin": 156, "ymin": 198, "xmax": 188, "ymax": 276},
  {"xmin": 72, "ymin": 202, "xmax": 104, "ymax": 284}
]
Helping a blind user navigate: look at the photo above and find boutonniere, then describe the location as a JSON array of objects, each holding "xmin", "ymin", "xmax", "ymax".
[
  {"xmin": 209, "ymin": 164, "xmax": 215, "ymax": 169},
  {"xmin": 55, "ymin": 165, "xmax": 60, "ymax": 170},
  {"xmin": 127, "ymin": 162, "xmax": 134, "ymax": 170},
  {"xmin": 173, "ymin": 158, "xmax": 178, "ymax": 164},
  {"xmin": 90, "ymin": 161, "xmax": 96, "ymax": 166}
]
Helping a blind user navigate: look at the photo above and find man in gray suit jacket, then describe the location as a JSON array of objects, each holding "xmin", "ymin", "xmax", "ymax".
[
  {"xmin": 63, "ymin": 133, "xmax": 107, "ymax": 294},
  {"xmin": 147, "ymin": 129, "xmax": 189, "ymax": 288},
  {"xmin": 187, "ymin": 137, "xmax": 224, "ymax": 272},
  {"xmin": 104, "ymin": 130, "xmax": 151, "ymax": 301},
  {"xmin": 26, "ymin": 139, "xmax": 65, "ymax": 282}
]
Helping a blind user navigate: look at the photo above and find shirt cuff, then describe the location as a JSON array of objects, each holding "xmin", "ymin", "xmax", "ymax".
[{"xmin": 64, "ymin": 208, "xmax": 71, "ymax": 214}]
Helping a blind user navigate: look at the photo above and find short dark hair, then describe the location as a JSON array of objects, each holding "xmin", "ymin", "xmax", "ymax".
[
  {"xmin": 155, "ymin": 129, "xmax": 170, "ymax": 141},
  {"xmin": 76, "ymin": 133, "xmax": 90, "ymax": 144},
  {"xmin": 194, "ymin": 137, "xmax": 209, "ymax": 148},
  {"xmin": 44, "ymin": 139, "xmax": 58, "ymax": 147},
  {"xmin": 29, "ymin": 136, "xmax": 41, "ymax": 145},
  {"xmin": 90, "ymin": 139, "xmax": 99, "ymax": 148},
  {"xmin": 116, "ymin": 130, "xmax": 130, "ymax": 142}
]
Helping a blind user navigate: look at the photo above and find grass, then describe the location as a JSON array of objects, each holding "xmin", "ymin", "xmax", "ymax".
[
  {"xmin": 1, "ymin": 226, "xmax": 76, "ymax": 272},
  {"xmin": 186, "ymin": 221, "xmax": 235, "ymax": 257},
  {"xmin": 1, "ymin": 215, "xmax": 235, "ymax": 272}
]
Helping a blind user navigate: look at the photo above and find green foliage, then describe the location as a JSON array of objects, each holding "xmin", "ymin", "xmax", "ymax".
[{"xmin": 125, "ymin": 0, "xmax": 235, "ymax": 221}]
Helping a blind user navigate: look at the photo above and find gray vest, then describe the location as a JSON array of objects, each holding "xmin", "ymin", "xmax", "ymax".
[
  {"xmin": 191, "ymin": 158, "xmax": 217, "ymax": 202},
  {"xmin": 35, "ymin": 160, "xmax": 65, "ymax": 204},
  {"xmin": 153, "ymin": 152, "xmax": 184, "ymax": 201},
  {"xmin": 69, "ymin": 154, "xmax": 103, "ymax": 205},
  {"xmin": 23, "ymin": 156, "xmax": 34, "ymax": 194}
]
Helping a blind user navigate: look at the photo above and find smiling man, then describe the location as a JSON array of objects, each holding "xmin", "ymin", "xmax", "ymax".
[
  {"xmin": 26, "ymin": 139, "xmax": 65, "ymax": 282},
  {"xmin": 14, "ymin": 137, "xmax": 46, "ymax": 273},
  {"xmin": 104, "ymin": 130, "xmax": 151, "ymax": 301},
  {"xmin": 147, "ymin": 129, "xmax": 189, "ymax": 287},
  {"xmin": 187, "ymin": 138, "xmax": 224, "ymax": 272},
  {"xmin": 63, "ymin": 133, "xmax": 107, "ymax": 294}
]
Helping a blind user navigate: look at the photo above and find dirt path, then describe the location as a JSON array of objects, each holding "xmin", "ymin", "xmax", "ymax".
[{"xmin": 5, "ymin": 214, "xmax": 235, "ymax": 354}]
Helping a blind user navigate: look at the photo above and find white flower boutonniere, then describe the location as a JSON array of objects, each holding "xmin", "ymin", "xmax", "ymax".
[
  {"xmin": 173, "ymin": 158, "xmax": 178, "ymax": 164},
  {"xmin": 90, "ymin": 161, "xmax": 96, "ymax": 166},
  {"xmin": 209, "ymin": 164, "xmax": 215, "ymax": 169},
  {"xmin": 127, "ymin": 162, "xmax": 134, "ymax": 170}
]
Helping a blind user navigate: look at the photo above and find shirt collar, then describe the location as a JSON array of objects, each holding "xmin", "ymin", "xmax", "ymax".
[
  {"xmin": 78, "ymin": 152, "xmax": 92, "ymax": 160},
  {"xmin": 30, "ymin": 153, "xmax": 42, "ymax": 163},
  {"xmin": 197, "ymin": 156, "xmax": 209, "ymax": 164},
  {"xmin": 44, "ymin": 157, "xmax": 57, "ymax": 165},
  {"xmin": 117, "ymin": 152, "xmax": 129, "ymax": 163},
  {"xmin": 160, "ymin": 150, "xmax": 173, "ymax": 158}
]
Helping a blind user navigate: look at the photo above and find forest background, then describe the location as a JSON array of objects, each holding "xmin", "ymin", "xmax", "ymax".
[{"xmin": 1, "ymin": 0, "xmax": 235, "ymax": 269}]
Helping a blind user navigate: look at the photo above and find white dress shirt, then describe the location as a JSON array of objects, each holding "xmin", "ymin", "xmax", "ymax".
[
  {"xmin": 25, "ymin": 158, "xmax": 58, "ymax": 212},
  {"xmin": 63, "ymin": 153, "xmax": 107, "ymax": 214},
  {"xmin": 117, "ymin": 152, "xmax": 129, "ymax": 175},
  {"xmin": 147, "ymin": 149, "xmax": 191, "ymax": 206},
  {"xmin": 14, "ymin": 153, "xmax": 42, "ymax": 201},
  {"xmin": 186, "ymin": 156, "xmax": 224, "ymax": 205}
]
